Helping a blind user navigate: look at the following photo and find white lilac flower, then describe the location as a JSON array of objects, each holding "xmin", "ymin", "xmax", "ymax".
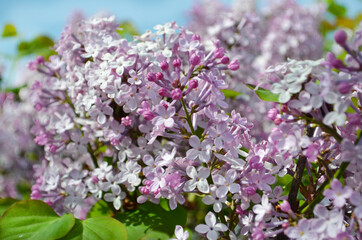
[
  {"xmin": 183, "ymin": 166, "xmax": 210, "ymax": 193},
  {"xmin": 202, "ymin": 186, "xmax": 227, "ymax": 213},
  {"xmin": 171, "ymin": 225, "xmax": 189, "ymax": 240},
  {"xmin": 212, "ymin": 169, "xmax": 240, "ymax": 198},
  {"xmin": 195, "ymin": 212, "xmax": 228, "ymax": 240},
  {"xmin": 252, "ymin": 194, "xmax": 272, "ymax": 222},
  {"xmin": 285, "ymin": 219, "xmax": 318, "ymax": 240},
  {"xmin": 323, "ymin": 179, "xmax": 353, "ymax": 208},
  {"xmin": 186, "ymin": 135, "xmax": 212, "ymax": 163},
  {"xmin": 312, "ymin": 204, "xmax": 344, "ymax": 238}
]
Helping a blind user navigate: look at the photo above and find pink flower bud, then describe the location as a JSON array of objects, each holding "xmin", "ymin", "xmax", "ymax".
[
  {"xmin": 267, "ymin": 108, "xmax": 278, "ymax": 121},
  {"xmin": 334, "ymin": 30, "xmax": 347, "ymax": 45},
  {"xmin": 213, "ymin": 47, "xmax": 225, "ymax": 58},
  {"xmin": 280, "ymin": 200, "xmax": 291, "ymax": 212},
  {"xmin": 156, "ymin": 72, "xmax": 164, "ymax": 80},
  {"xmin": 158, "ymin": 88, "xmax": 169, "ymax": 97},
  {"xmin": 326, "ymin": 52, "xmax": 345, "ymax": 69},
  {"xmin": 31, "ymin": 190, "xmax": 41, "ymax": 199},
  {"xmin": 274, "ymin": 118, "xmax": 282, "ymax": 125},
  {"xmin": 281, "ymin": 104, "xmax": 289, "ymax": 113},
  {"xmin": 110, "ymin": 138, "xmax": 120, "ymax": 146},
  {"xmin": 171, "ymin": 88, "xmax": 182, "ymax": 100},
  {"xmin": 143, "ymin": 110, "xmax": 155, "ymax": 121},
  {"xmin": 34, "ymin": 102, "xmax": 43, "ymax": 111},
  {"xmin": 192, "ymin": 34, "xmax": 200, "ymax": 41},
  {"xmin": 244, "ymin": 186, "xmax": 256, "ymax": 196},
  {"xmin": 160, "ymin": 60, "xmax": 169, "ymax": 71},
  {"xmin": 189, "ymin": 79, "xmax": 198, "ymax": 89},
  {"xmin": 190, "ymin": 53, "xmax": 201, "ymax": 66},
  {"xmin": 121, "ymin": 116, "xmax": 133, "ymax": 126},
  {"xmin": 173, "ymin": 58, "xmax": 181, "ymax": 68},
  {"xmin": 220, "ymin": 56, "xmax": 230, "ymax": 64},
  {"xmin": 35, "ymin": 55, "xmax": 45, "ymax": 65},
  {"xmin": 147, "ymin": 72, "xmax": 157, "ymax": 82},
  {"xmin": 140, "ymin": 186, "xmax": 150, "ymax": 195},
  {"xmin": 49, "ymin": 144, "xmax": 58, "ymax": 154},
  {"xmin": 144, "ymin": 180, "xmax": 152, "ymax": 186},
  {"xmin": 338, "ymin": 82, "xmax": 352, "ymax": 94},
  {"xmin": 92, "ymin": 176, "xmax": 99, "ymax": 183},
  {"xmin": 228, "ymin": 60, "xmax": 239, "ymax": 71}
]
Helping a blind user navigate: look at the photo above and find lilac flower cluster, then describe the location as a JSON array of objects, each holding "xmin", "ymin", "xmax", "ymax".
[
  {"xmin": 188, "ymin": 0, "xmax": 324, "ymax": 142},
  {"xmin": 23, "ymin": 12, "xmax": 362, "ymax": 240},
  {"xmin": 0, "ymin": 87, "xmax": 40, "ymax": 198}
]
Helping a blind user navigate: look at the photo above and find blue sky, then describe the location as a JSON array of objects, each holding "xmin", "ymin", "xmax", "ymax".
[
  {"xmin": 0, "ymin": 0, "xmax": 361, "ymax": 86},
  {"xmin": 0, "ymin": 0, "xmax": 361, "ymax": 54}
]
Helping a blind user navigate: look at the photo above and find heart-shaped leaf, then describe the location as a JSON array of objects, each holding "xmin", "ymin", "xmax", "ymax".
[
  {"xmin": 60, "ymin": 217, "xmax": 127, "ymax": 240},
  {"xmin": 0, "ymin": 200, "xmax": 75, "ymax": 240},
  {"xmin": 115, "ymin": 201, "xmax": 187, "ymax": 240},
  {"xmin": 247, "ymin": 84, "xmax": 280, "ymax": 102},
  {"xmin": 0, "ymin": 198, "xmax": 18, "ymax": 216}
]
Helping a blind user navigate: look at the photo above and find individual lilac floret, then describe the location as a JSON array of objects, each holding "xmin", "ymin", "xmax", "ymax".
[
  {"xmin": 285, "ymin": 219, "xmax": 318, "ymax": 240},
  {"xmin": 183, "ymin": 166, "xmax": 210, "ymax": 193},
  {"xmin": 171, "ymin": 225, "xmax": 189, "ymax": 240},
  {"xmin": 312, "ymin": 204, "xmax": 344, "ymax": 239},
  {"xmin": 195, "ymin": 212, "xmax": 228, "ymax": 240},
  {"xmin": 252, "ymin": 194, "xmax": 272, "ymax": 222},
  {"xmin": 323, "ymin": 179, "xmax": 353, "ymax": 208}
]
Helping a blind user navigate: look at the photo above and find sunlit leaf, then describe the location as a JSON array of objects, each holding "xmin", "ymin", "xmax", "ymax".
[{"xmin": 2, "ymin": 24, "xmax": 17, "ymax": 37}]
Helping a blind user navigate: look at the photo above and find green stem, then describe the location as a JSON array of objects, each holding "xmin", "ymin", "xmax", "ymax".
[{"xmin": 180, "ymin": 97, "xmax": 196, "ymax": 135}]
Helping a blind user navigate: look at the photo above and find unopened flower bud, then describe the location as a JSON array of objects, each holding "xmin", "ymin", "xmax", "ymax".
[
  {"xmin": 190, "ymin": 53, "xmax": 201, "ymax": 66},
  {"xmin": 213, "ymin": 47, "xmax": 225, "ymax": 58},
  {"xmin": 160, "ymin": 60, "xmax": 169, "ymax": 71},
  {"xmin": 143, "ymin": 110, "xmax": 155, "ymax": 121},
  {"xmin": 280, "ymin": 200, "xmax": 291, "ymax": 212},
  {"xmin": 228, "ymin": 60, "xmax": 239, "ymax": 71},
  {"xmin": 121, "ymin": 116, "xmax": 133, "ymax": 126},
  {"xmin": 156, "ymin": 72, "xmax": 164, "ymax": 80},
  {"xmin": 189, "ymin": 79, "xmax": 198, "ymax": 89},
  {"xmin": 274, "ymin": 118, "xmax": 282, "ymax": 125},
  {"xmin": 110, "ymin": 138, "xmax": 120, "ymax": 146},
  {"xmin": 326, "ymin": 52, "xmax": 345, "ymax": 68},
  {"xmin": 338, "ymin": 82, "xmax": 352, "ymax": 94},
  {"xmin": 267, "ymin": 108, "xmax": 278, "ymax": 121},
  {"xmin": 281, "ymin": 104, "xmax": 289, "ymax": 113},
  {"xmin": 171, "ymin": 88, "xmax": 182, "ymax": 100},
  {"xmin": 220, "ymin": 56, "xmax": 230, "ymax": 64},
  {"xmin": 49, "ymin": 144, "xmax": 58, "ymax": 154},
  {"xmin": 147, "ymin": 72, "xmax": 157, "ymax": 82},
  {"xmin": 334, "ymin": 30, "xmax": 347, "ymax": 46},
  {"xmin": 158, "ymin": 88, "xmax": 169, "ymax": 97},
  {"xmin": 244, "ymin": 186, "xmax": 256, "ymax": 196},
  {"xmin": 192, "ymin": 34, "xmax": 200, "ymax": 41},
  {"xmin": 173, "ymin": 58, "xmax": 181, "ymax": 68}
]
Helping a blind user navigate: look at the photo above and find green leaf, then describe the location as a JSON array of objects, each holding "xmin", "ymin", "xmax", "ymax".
[
  {"xmin": 17, "ymin": 35, "xmax": 55, "ymax": 59},
  {"xmin": 87, "ymin": 200, "xmax": 112, "ymax": 218},
  {"xmin": 221, "ymin": 89, "xmax": 243, "ymax": 99},
  {"xmin": 115, "ymin": 201, "xmax": 187, "ymax": 240},
  {"xmin": 327, "ymin": 2, "xmax": 346, "ymax": 17},
  {"xmin": 346, "ymin": 97, "xmax": 359, "ymax": 114},
  {"xmin": 0, "ymin": 199, "xmax": 18, "ymax": 216},
  {"xmin": 117, "ymin": 21, "xmax": 139, "ymax": 40},
  {"xmin": 247, "ymin": 84, "xmax": 280, "ymax": 102},
  {"xmin": 0, "ymin": 200, "xmax": 75, "ymax": 240},
  {"xmin": 2, "ymin": 24, "xmax": 17, "ymax": 37},
  {"xmin": 60, "ymin": 217, "xmax": 127, "ymax": 240}
]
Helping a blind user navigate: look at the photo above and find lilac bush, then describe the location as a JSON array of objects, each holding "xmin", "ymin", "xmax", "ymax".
[{"xmin": 0, "ymin": 1, "xmax": 361, "ymax": 239}]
